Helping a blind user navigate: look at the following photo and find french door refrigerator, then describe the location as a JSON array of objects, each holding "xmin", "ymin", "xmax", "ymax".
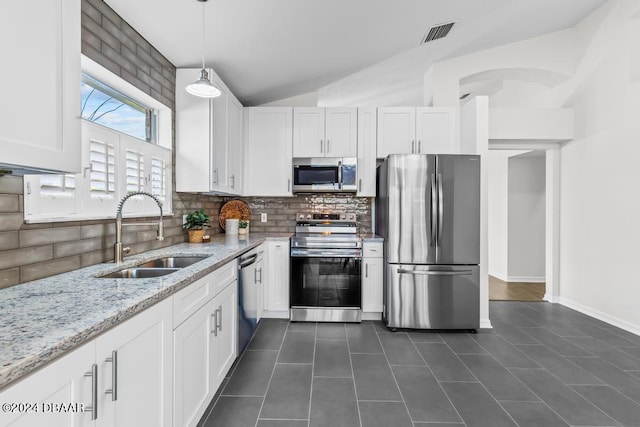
[{"xmin": 376, "ymin": 154, "xmax": 480, "ymax": 330}]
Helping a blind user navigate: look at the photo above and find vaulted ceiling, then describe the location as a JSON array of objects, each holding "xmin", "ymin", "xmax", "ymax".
[{"xmin": 105, "ymin": 0, "xmax": 607, "ymax": 106}]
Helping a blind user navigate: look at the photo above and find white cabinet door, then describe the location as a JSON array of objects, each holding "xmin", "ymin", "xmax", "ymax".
[
  {"xmin": 211, "ymin": 282, "xmax": 238, "ymax": 390},
  {"xmin": 357, "ymin": 108, "xmax": 377, "ymax": 197},
  {"xmin": 264, "ymin": 240, "xmax": 290, "ymax": 314},
  {"xmin": 325, "ymin": 108, "xmax": 357, "ymax": 157},
  {"xmin": 416, "ymin": 107, "xmax": 456, "ymax": 154},
  {"xmin": 293, "ymin": 107, "xmax": 325, "ymax": 157},
  {"xmin": 175, "ymin": 69, "xmax": 212, "ymax": 193},
  {"xmin": 0, "ymin": 342, "xmax": 96, "ymax": 427},
  {"xmin": 377, "ymin": 107, "xmax": 416, "ymax": 158},
  {"xmin": 362, "ymin": 257, "xmax": 383, "ymax": 313},
  {"xmin": 173, "ymin": 297, "xmax": 216, "ymax": 427},
  {"xmin": 255, "ymin": 248, "xmax": 266, "ymax": 322},
  {"xmin": 211, "ymin": 87, "xmax": 229, "ymax": 193},
  {"xmin": 245, "ymin": 108, "xmax": 293, "ymax": 196},
  {"xmin": 227, "ymin": 97, "xmax": 244, "ymax": 194},
  {"xmin": 96, "ymin": 299, "xmax": 173, "ymax": 427},
  {"xmin": 0, "ymin": 0, "xmax": 81, "ymax": 174}
]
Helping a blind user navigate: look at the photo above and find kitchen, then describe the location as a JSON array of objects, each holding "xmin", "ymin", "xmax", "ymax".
[{"xmin": 2, "ymin": 0, "xmax": 640, "ymax": 426}]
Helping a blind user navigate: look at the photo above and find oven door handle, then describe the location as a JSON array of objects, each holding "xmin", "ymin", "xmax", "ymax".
[{"xmin": 291, "ymin": 248, "xmax": 362, "ymax": 258}]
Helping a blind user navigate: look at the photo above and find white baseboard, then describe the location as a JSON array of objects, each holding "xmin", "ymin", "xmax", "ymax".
[
  {"xmin": 480, "ymin": 318, "xmax": 493, "ymax": 329},
  {"xmin": 507, "ymin": 275, "xmax": 546, "ymax": 283},
  {"xmin": 558, "ymin": 297, "xmax": 640, "ymax": 336},
  {"xmin": 261, "ymin": 310, "xmax": 290, "ymax": 320},
  {"xmin": 489, "ymin": 272, "xmax": 508, "ymax": 282},
  {"xmin": 362, "ymin": 312, "xmax": 382, "ymax": 321},
  {"xmin": 544, "ymin": 293, "xmax": 560, "ymax": 303}
]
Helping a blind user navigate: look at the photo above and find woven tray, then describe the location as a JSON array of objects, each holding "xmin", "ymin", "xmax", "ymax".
[{"xmin": 219, "ymin": 199, "xmax": 251, "ymax": 229}]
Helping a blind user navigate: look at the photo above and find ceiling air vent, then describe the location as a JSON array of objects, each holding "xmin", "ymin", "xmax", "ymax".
[
  {"xmin": 421, "ymin": 21, "xmax": 455, "ymax": 44},
  {"xmin": 459, "ymin": 93, "xmax": 471, "ymax": 100}
]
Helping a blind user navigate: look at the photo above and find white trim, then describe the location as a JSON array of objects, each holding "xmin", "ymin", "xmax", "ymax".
[
  {"xmin": 544, "ymin": 293, "xmax": 560, "ymax": 303},
  {"xmin": 480, "ymin": 318, "xmax": 493, "ymax": 329},
  {"xmin": 559, "ymin": 297, "xmax": 640, "ymax": 337},
  {"xmin": 260, "ymin": 310, "xmax": 290, "ymax": 319},
  {"xmin": 507, "ymin": 276, "xmax": 546, "ymax": 283},
  {"xmin": 362, "ymin": 312, "xmax": 382, "ymax": 321},
  {"xmin": 489, "ymin": 271, "xmax": 508, "ymax": 282}
]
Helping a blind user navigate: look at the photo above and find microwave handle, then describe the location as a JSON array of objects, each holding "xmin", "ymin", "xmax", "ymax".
[{"xmin": 338, "ymin": 162, "xmax": 343, "ymax": 190}]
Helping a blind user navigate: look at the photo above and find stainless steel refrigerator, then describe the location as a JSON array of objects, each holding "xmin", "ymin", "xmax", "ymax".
[{"xmin": 376, "ymin": 154, "xmax": 480, "ymax": 330}]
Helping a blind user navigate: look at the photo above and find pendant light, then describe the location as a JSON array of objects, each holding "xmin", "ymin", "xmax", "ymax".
[{"xmin": 186, "ymin": 0, "xmax": 221, "ymax": 98}]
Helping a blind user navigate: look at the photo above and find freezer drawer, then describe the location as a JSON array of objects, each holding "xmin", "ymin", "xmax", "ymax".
[{"xmin": 385, "ymin": 264, "xmax": 479, "ymax": 330}]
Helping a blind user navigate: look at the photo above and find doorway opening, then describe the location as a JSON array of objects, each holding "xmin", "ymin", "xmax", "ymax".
[{"xmin": 488, "ymin": 149, "xmax": 547, "ymax": 302}]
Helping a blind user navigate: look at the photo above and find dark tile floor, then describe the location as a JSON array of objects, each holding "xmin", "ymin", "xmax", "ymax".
[{"xmin": 199, "ymin": 302, "xmax": 640, "ymax": 427}]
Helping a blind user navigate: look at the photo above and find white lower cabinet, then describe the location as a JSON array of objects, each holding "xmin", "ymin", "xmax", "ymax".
[
  {"xmin": 173, "ymin": 261, "xmax": 238, "ymax": 427},
  {"xmin": 362, "ymin": 242, "xmax": 384, "ymax": 314},
  {"xmin": 0, "ymin": 299, "xmax": 173, "ymax": 427},
  {"xmin": 262, "ymin": 240, "xmax": 290, "ymax": 318}
]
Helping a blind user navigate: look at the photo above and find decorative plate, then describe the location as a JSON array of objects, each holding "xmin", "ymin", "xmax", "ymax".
[{"xmin": 219, "ymin": 199, "xmax": 251, "ymax": 229}]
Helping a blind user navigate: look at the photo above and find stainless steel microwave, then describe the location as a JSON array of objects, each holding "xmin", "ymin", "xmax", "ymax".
[{"xmin": 292, "ymin": 158, "xmax": 357, "ymax": 193}]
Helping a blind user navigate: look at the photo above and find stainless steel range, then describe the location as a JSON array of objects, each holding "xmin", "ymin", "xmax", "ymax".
[{"xmin": 290, "ymin": 213, "xmax": 362, "ymax": 322}]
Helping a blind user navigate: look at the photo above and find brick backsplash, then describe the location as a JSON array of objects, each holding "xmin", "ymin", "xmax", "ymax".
[{"xmin": 219, "ymin": 194, "xmax": 373, "ymax": 235}]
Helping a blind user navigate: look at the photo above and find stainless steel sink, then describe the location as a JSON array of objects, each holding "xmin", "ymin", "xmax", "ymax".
[
  {"xmin": 136, "ymin": 256, "xmax": 208, "ymax": 269},
  {"xmin": 100, "ymin": 267, "xmax": 180, "ymax": 279},
  {"xmin": 98, "ymin": 255, "xmax": 209, "ymax": 279}
]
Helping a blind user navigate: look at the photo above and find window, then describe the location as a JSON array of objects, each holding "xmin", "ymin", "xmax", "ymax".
[
  {"xmin": 23, "ymin": 56, "xmax": 172, "ymax": 223},
  {"xmin": 81, "ymin": 74, "xmax": 156, "ymax": 143}
]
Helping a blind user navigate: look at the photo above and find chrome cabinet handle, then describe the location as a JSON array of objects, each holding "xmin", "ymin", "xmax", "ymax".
[
  {"xmin": 212, "ymin": 169, "xmax": 218, "ymax": 184},
  {"xmin": 84, "ymin": 364, "xmax": 98, "ymax": 420},
  {"xmin": 254, "ymin": 268, "xmax": 258, "ymax": 284},
  {"xmin": 258, "ymin": 267, "xmax": 263, "ymax": 284},
  {"xmin": 358, "ymin": 179, "xmax": 362, "ymax": 192},
  {"xmin": 216, "ymin": 306, "xmax": 223, "ymax": 332},
  {"xmin": 230, "ymin": 174, "xmax": 235, "ymax": 189},
  {"xmin": 418, "ymin": 140, "xmax": 421, "ymax": 153},
  {"xmin": 320, "ymin": 139, "xmax": 323, "ymax": 153},
  {"xmin": 397, "ymin": 268, "xmax": 472, "ymax": 276},
  {"xmin": 365, "ymin": 263, "xmax": 369, "ymax": 278},
  {"xmin": 287, "ymin": 179, "xmax": 291, "ymax": 192},
  {"xmin": 327, "ymin": 139, "xmax": 330, "ymax": 153},
  {"xmin": 211, "ymin": 312, "xmax": 218, "ymax": 337},
  {"xmin": 105, "ymin": 350, "xmax": 118, "ymax": 401}
]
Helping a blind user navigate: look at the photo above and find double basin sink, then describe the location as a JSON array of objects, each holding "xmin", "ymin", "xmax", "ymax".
[{"xmin": 99, "ymin": 256, "xmax": 209, "ymax": 278}]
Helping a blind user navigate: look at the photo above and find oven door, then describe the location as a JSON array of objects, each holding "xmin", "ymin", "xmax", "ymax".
[{"xmin": 290, "ymin": 251, "xmax": 362, "ymax": 322}]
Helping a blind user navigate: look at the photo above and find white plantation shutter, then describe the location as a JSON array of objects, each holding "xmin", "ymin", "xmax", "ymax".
[
  {"xmin": 150, "ymin": 156, "xmax": 167, "ymax": 201},
  {"xmin": 125, "ymin": 149, "xmax": 145, "ymax": 194},
  {"xmin": 40, "ymin": 174, "xmax": 76, "ymax": 198},
  {"xmin": 89, "ymin": 138, "xmax": 116, "ymax": 198}
]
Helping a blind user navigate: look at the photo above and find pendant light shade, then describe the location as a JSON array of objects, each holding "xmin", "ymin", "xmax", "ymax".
[
  {"xmin": 186, "ymin": 0, "xmax": 221, "ymax": 98},
  {"xmin": 186, "ymin": 68, "xmax": 221, "ymax": 97}
]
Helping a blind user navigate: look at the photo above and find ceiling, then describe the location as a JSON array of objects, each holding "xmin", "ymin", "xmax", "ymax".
[{"xmin": 105, "ymin": 0, "xmax": 607, "ymax": 106}]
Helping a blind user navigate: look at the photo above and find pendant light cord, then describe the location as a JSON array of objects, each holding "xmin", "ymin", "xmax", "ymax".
[{"xmin": 201, "ymin": 0, "xmax": 205, "ymax": 69}]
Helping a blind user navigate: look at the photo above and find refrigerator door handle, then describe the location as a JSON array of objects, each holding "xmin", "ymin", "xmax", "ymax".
[
  {"xmin": 437, "ymin": 173, "xmax": 444, "ymax": 248},
  {"xmin": 397, "ymin": 268, "xmax": 473, "ymax": 276},
  {"xmin": 430, "ymin": 174, "xmax": 437, "ymax": 247}
]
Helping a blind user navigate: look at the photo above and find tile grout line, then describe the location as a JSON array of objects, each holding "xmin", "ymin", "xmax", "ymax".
[
  {"xmin": 307, "ymin": 322, "xmax": 318, "ymax": 427},
  {"xmin": 346, "ymin": 322, "xmax": 365, "ymax": 427},
  {"xmin": 253, "ymin": 322, "xmax": 289, "ymax": 427}
]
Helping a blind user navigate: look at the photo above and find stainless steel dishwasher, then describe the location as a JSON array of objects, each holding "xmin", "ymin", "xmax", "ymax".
[{"xmin": 237, "ymin": 247, "xmax": 263, "ymax": 354}]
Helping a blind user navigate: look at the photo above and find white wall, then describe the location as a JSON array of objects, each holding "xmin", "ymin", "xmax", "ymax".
[
  {"xmin": 555, "ymin": 0, "xmax": 640, "ymax": 332},
  {"xmin": 507, "ymin": 154, "xmax": 545, "ymax": 282},
  {"xmin": 487, "ymin": 151, "xmax": 510, "ymax": 280}
]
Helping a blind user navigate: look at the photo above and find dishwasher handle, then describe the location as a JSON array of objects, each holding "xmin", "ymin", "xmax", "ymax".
[{"xmin": 238, "ymin": 253, "xmax": 258, "ymax": 269}]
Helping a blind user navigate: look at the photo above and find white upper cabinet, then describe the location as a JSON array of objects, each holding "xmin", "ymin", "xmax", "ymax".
[
  {"xmin": 293, "ymin": 107, "xmax": 357, "ymax": 158},
  {"xmin": 357, "ymin": 108, "xmax": 377, "ymax": 197},
  {"xmin": 377, "ymin": 107, "xmax": 456, "ymax": 157},
  {"xmin": 175, "ymin": 68, "xmax": 243, "ymax": 195},
  {"xmin": 377, "ymin": 107, "xmax": 416, "ymax": 157},
  {"xmin": 0, "ymin": 0, "xmax": 81, "ymax": 174},
  {"xmin": 244, "ymin": 107, "xmax": 293, "ymax": 197}
]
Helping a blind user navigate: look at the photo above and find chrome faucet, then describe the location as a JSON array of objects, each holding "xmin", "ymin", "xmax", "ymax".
[{"xmin": 114, "ymin": 191, "xmax": 164, "ymax": 263}]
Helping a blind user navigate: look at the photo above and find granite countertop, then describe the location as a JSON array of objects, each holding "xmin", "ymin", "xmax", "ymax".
[
  {"xmin": 360, "ymin": 234, "xmax": 384, "ymax": 241},
  {"xmin": 0, "ymin": 233, "xmax": 291, "ymax": 390}
]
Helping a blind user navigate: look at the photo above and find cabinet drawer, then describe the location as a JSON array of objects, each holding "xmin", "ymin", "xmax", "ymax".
[
  {"xmin": 210, "ymin": 259, "xmax": 238, "ymax": 297},
  {"xmin": 173, "ymin": 275, "xmax": 212, "ymax": 329},
  {"xmin": 363, "ymin": 241, "xmax": 383, "ymax": 258}
]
